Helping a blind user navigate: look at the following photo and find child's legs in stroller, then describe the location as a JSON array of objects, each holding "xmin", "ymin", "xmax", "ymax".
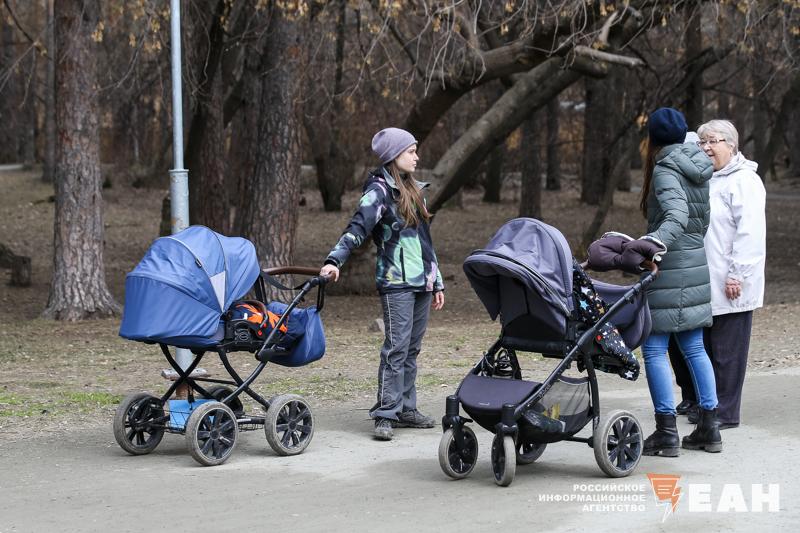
[{"xmin": 370, "ymin": 292, "xmax": 428, "ymax": 420}]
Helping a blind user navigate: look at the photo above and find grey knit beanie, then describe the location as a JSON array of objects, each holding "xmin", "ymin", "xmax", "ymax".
[{"xmin": 371, "ymin": 127, "xmax": 417, "ymax": 164}]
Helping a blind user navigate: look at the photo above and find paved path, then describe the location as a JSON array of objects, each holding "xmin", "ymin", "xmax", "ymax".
[{"xmin": 1, "ymin": 368, "xmax": 798, "ymax": 532}]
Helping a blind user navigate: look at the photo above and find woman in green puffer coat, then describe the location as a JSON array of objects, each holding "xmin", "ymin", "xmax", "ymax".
[{"xmin": 639, "ymin": 107, "xmax": 722, "ymax": 457}]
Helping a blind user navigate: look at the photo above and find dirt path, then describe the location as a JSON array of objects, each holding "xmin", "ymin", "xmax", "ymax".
[{"xmin": 1, "ymin": 368, "xmax": 797, "ymax": 532}]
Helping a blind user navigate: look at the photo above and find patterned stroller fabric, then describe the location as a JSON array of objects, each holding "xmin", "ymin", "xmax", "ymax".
[{"xmin": 572, "ymin": 260, "xmax": 640, "ymax": 381}]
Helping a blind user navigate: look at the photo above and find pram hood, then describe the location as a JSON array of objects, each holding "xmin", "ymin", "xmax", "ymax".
[
  {"xmin": 463, "ymin": 218, "xmax": 574, "ymax": 331},
  {"xmin": 119, "ymin": 225, "xmax": 261, "ymax": 348}
]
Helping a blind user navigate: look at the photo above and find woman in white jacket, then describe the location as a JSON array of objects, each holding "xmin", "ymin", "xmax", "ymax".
[{"xmin": 692, "ymin": 119, "xmax": 766, "ymax": 430}]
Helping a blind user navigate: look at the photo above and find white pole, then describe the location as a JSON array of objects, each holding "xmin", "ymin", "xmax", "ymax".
[{"xmin": 169, "ymin": 0, "xmax": 192, "ymax": 373}]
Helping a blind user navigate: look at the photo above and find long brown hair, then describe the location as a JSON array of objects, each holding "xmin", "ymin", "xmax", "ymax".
[
  {"xmin": 639, "ymin": 138, "xmax": 661, "ymax": 217},
  {"xmin": 389, "ymin": 163, "xmax": 431, "ymax": 227}
]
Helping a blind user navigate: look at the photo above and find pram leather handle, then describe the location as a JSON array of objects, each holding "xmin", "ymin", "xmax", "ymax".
[
  {"xmin": 264, "ymin": 266, "xmax": 323, "ymax": 277},
  {"xmin": 580, "ymin": 260, "xmax": 659, "ymax": 277}
]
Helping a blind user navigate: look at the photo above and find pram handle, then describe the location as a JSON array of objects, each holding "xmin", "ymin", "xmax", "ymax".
[
  {"xmin": 263, "ymin": 266, "xmax": 331, "ymax": 287},
  {"xmin": 579, "ymin": 259, "xmax": 659, "ymax": 278}
]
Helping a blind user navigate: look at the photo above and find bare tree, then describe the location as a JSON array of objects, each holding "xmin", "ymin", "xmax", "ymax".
[
  {"xmin": 44, "ymin": 0, "xmax": 120, "ymax": 320},
  {"xmin": 238, "ymin": 4, "xmax": 302, "ymax": 272}
]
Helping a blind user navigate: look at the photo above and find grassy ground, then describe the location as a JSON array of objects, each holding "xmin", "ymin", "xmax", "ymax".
[{"xmin": 1, "ymin": 167, "xmax": 798, "ymax": 441}]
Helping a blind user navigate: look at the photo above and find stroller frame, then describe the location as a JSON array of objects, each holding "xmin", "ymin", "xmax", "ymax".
[
  {"xmin": 440, "ymin": 262, "xmax": 658, "ymax": 486},
  {"xmin": 114, "ymin": 266, "xmax": 328, "ymax": 466}
]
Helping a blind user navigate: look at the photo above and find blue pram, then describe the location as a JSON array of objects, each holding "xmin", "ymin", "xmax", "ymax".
[
  {"xmin": 438, "ymin": 219, "xmax": 658, "ymax": 486},
  {"xmin": 114, "ymin": 225, "xmax": 328, "ymax": 466}
]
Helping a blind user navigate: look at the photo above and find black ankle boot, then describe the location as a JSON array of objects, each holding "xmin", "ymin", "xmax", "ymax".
[
  {"xmin": 682, "ymin": 408, "xmax": 723, "ymax": 452},
  {"xmin": 643, "ymin": 413, "xmax": 680, "ymax": 457}
]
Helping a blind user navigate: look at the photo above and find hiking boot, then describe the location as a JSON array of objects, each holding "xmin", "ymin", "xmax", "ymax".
[
  {"xmin": 395, "ymin": 409, "xmax": 436, "ymax": 429},
  {"xmin": 682, "ymin": 408, "xmax": 723, "ymax": 453},
  {"xmin": 374, "ymin": 417, "xmax": 394, "ymax": 440},
  {"xmin": 687, "ymin": 405, "xmax": 699, "ymax": 424},
  {"xmin": 642, "ymin": 413, "xmax": 680, "ymax": 457},
  {"xmin": 676, "ymin": 399, "xmax": 697, "ymax": 416}
]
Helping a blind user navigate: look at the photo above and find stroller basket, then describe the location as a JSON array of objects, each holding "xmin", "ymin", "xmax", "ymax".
[{"xmin": 458, "ymin": 373, "xmax": 591, "ymax": 443}]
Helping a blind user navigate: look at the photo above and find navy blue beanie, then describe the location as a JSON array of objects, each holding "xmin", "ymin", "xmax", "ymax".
[{"xmin": 648, "ymin": 107, "xmax": 688, "ymax": 146}]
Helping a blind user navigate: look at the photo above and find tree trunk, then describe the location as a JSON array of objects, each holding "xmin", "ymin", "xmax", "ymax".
[
  {"xmin": 483, "ymin": 144, "xmax": 504, "ymax": 203},
  {"xmin": 185, "ymin": 0, "xmax": 229, "ymax": 232},
  {"xmin": 545, "ymin": 97, "xmax": 561, "ymax": 191},
  {"xmin": 581, "ymin": 77, "xmax": 607, "ymax": 205},
  {"xmin": 519, "ymin": 112, "xmax": 541, "ymax": 218},
  {"xmin": 0, "ymin": 19, "xmax": 19, "ymax": 163},
  {"xmin": 428, "ymin": 58, "xmax": 587, "ymax": 213},
  {"xmin": 238, "ymin": 6, "xmax": 301, "ymax": 274},
  {"xmin": 684, "ymin": 2, "xmax": 703, "ymax": 130},
  {"xmin": 760, "ymin": 71, "xmax": 800, "ymax": 180},
  {"xmin": 307, "ymin": 0, "xmax": 351, "ymax": 212},
  {"xmin": 44, "ymin": 0, "xmax": 120, "ymax": 320},
  {"xmin": 42, "ymin": 0, "xmax": 57, "ymax": 183}
]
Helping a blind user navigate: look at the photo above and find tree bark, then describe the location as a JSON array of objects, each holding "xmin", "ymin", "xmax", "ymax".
[
  {"xmin": 238, "ymin": 6, "xmax": 301, "ymax": 275},
  {"xmin": 581, "ymin": 66, "xmax": 627, "ymax": 204},
  {"xmin": 483, "ymin": 144, "xmax": 504, "ymax": 203},
  {"xmin": 545, "ymin": 97, "xmax": 561, "ymax": 191},
  {"xmin": 684, "ymin": 2, "xmax": 703, "ymax": 130},
  {"xmin": 306, "ymin": 0, "xmax": 352, "ymax": 212},
  {"xmin": 428, "ymin": 57, "xmax": 585, "ymax": 213},
  {"xmin": 518, "ymin": 112, "xmax": 542, "ymax": 218},
  {"xmin": 42, "ymin": 0, "xmax": 57, "ymax": 183},
  {"xmin": 185, "ymin": 0, "xmax": 229, "ymax": 232},
  {"xmin": 0, "ymin": 18, "xmax": 19, "ymax": 163},
  {"xmin": 44, "ymin": 0, "xmax": 120, "ymax": 320}
]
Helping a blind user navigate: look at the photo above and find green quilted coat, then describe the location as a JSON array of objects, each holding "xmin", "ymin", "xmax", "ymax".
[{"xmin": 645, "ymin": 143, "xmax": 714, "ymax": 333}]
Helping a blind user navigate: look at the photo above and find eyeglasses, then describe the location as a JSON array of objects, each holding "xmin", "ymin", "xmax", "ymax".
[{"xmin": 696, "ymin": 139, "xmax": 725, "ymax": 147}]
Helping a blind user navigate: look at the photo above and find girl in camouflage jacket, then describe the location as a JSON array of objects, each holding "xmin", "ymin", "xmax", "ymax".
[{"xmin": 320, "ymin": 128, "xmax": 444, "ymax": 441}]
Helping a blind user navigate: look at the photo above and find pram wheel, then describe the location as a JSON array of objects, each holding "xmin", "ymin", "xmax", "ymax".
[
  {"xmin": 438, "ymin": 426, "xmax": 478, "ymax": 479},
  {"xmin": 593, "ymin": 409, "xmax": 643, "ymax": 478},
  {"xmin": 265, "ymin": 394, "xmax": 314, "ymax": 456},
  {"xmin": 491, "ymin": 434, "xmax": 517, "ymax": 487},
  {"xmin": 516, "ymin": 441, "xmax": 546, "ymax": 465},
  {"xmin": 113, "ymin": 392, "xmax": 165, "ymax": 455},
  {"xmin": 185, "ymin": 401, "xmax": 239, "ymax": 466},
  {"xmin": 202, "ymin": 385, "xmax": 244, "ymax": 417}
]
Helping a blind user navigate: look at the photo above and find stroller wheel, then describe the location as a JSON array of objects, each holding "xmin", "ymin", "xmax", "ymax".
[
  {"xmin": 438, "ymin": 426, "xmax": 478, "ymax": 479},
  {"xmin": 594, "ymin": 409, "xmax": 643, "ymax": 478},
  {"xmin": 185, "ymin": 401, "xmax": 239, "ymax": 466},
  {"xmin": 113, "ymin": 392, "xmax": 165, "ymax": 456},
  {"xmin": 491, "ymin": 434, "xmax": 517, "ymax": 487},
  {"xmin": 202, "ymin": 385, "xmax": 244, "ymax": 417},
  {"xmin": 265, "ymin": 394, "xmax": 314, "ymax": 456},
  {"xmin": 516, "ymin": 441, "xmax": 547, "ymax": 465}
]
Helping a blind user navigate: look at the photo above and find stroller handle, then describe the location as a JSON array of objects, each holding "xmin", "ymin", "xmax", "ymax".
[{"xmin": 263, "ymin": 266, "xmax": 331, "ymax": 286}]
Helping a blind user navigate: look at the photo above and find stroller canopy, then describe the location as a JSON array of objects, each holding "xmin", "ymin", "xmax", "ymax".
[
  {"xmin": 119, "ymin": 226, "xmax": 261, "ymax": 348},
  {"xmin": 463, "ymin": 218, "xmax": 574, "ymax": 332}
]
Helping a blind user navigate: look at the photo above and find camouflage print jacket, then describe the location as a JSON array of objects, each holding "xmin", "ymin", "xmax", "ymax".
[{"xmin": 325, "ymin": 167, "xmax": 444, "ymax": 294}]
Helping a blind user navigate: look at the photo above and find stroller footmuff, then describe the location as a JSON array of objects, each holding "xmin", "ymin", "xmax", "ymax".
[
  {"xmin": 114, "ymin": 226, "xmax": 328, "ymax": 466},
  {"xmin": 438, "ymin": 218, "xmax": 659, "ymax": 486}
]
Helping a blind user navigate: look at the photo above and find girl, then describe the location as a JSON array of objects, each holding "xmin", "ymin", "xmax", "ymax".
[{"xmin": 320, "ymin": 128, "xmax": 444, "ymax": 441}]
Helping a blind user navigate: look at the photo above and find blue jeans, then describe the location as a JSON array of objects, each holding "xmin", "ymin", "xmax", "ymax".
[{"xmin": 642, "ymin": 328, "xmax": 718, "ymax": 415}]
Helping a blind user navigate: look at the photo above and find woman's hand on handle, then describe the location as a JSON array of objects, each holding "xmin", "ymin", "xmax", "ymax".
[
  {"xmin": 320, "ymin": 264, "xmax": 340, "ymax": 282},
  {"xmin": 432, "ymin": 290, "xmax": 445, "ymax": 310}
]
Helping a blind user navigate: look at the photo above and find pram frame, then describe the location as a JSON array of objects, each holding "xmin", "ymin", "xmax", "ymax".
[
  {"xmin": 113, "ymin": 266, "xmax": 328, "ymax": 465},
  {"xmin": 441, "ymin": 261, "xmax": 658, "ymax": 484}
]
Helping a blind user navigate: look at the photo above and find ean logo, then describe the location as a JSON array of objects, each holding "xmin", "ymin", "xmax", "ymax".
[{"xmin": 647, "ymin": 473, "xmax": 681, "ymax": 521}]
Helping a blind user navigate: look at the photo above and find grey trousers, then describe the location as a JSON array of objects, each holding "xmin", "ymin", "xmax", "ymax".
[{"xmin": 369, "ymin": 291, "xmax": 432, "ymax": 420}]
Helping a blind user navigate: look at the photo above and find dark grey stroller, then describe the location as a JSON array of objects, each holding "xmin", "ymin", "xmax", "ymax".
[{"xmin": 438, "ymin": 218, "xmax": 658, "ymax": 486}]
